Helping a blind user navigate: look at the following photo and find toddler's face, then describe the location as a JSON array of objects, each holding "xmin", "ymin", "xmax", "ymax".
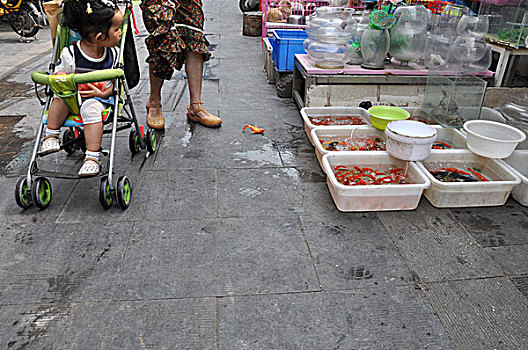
[{"xmin": 101, "ymin": 10, "xmax": 123, "ymax": 47}]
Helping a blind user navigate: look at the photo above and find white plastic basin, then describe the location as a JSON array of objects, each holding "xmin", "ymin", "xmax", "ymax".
[
  {"xmin": 385, "ymin": 120, "xmax": 437, "ymax": 161},
  {"xmin": 463, "ymin": 120, "xmax": 526, "ymax": 159}
]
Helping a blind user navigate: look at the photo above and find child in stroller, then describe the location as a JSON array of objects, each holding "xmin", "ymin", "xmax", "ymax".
[
  {"xmin": 14, "ymin": 0, "xmax": 156, "ymax": 210},
  {"xmin": 41, "ymin": 0, "xmax": 122, "ymax": 177}
]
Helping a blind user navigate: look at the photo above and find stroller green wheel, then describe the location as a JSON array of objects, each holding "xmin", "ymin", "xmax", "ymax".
[
  {"xmin": 99, "ymin": 176, "xmax": 113, "ymax": 209},
  {"xmin": 116, "ymin": 176, "xmax": 132, "ymax": 209},
  {"xmin": 146, "ymin": 128, "xmax": 157, "ymax": 154},
  {"xmin": 31, "ymin": 177, "xmax": 52, "ymax": 209},
  {"xmin": 15, "ymin": 177, "xmax": 32, "ymax": 209},
  {"xmin": 128, "ymin": 129, "xmax": 140, "ymax": 154},
  {"xmin": 63, "ymin": 128, "xmax": 76, "ymax": 155}
]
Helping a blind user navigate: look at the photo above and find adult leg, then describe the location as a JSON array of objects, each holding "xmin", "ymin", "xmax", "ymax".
[
  {"xmin": 146, "ymin": 63, "xmax": 166, "ymax": 130},
  {"xmin": 185, "ymin": 50, "xmax": 222, "ymax": 127},
  {"xmin": 185, "ymin": 50, "xmax": 203, "ymax": 104}
]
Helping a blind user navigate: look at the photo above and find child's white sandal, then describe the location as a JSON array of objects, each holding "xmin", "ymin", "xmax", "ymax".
[
  {"xmin": 40, "ymin": 135, "xmax": 60, "ymax": 155},
  {"xmin": 78, "ymin": 157, "xmax": 101, "ymax": 177}
]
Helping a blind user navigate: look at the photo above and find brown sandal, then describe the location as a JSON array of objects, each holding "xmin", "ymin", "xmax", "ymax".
[
  {"xmin": 146, "ymin": 99, "xmax": 165, "ymax": 130},
  {"xmin": 186, "ymin": 102, "xmax": 222, "ymax": 128}
]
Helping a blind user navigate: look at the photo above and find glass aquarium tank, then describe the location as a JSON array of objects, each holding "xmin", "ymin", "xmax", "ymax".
[
  {"xmin": 478, "ymin": 0, "xmax": 528, "ymax": 48},
  {"xmin": 421, "ymin": 73, "xmax": 488, "ymax": 128}
]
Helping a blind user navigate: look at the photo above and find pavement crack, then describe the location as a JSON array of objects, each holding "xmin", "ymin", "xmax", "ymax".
[{"xmin": 196, "ymin": 245, "xmax": 252, "ymax": 268}]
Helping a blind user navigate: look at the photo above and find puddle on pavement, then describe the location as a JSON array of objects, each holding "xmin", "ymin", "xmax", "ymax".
[
  {"xmin": 233, "ymin": 143, "xmax": 280, "ymax": 166},
  {"xmin": 280, "ymin": 167, "xmax": 300, "ymax": 181},
  {"xmin": 180, "ymin": 122, "xmax": 196, "ymax": 147},
  {"xmin": 0, "ymin": 115, "xmax": 26, "ymax": 175}
]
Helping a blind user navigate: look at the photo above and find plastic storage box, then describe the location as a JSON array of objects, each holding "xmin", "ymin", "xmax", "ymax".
[
  {"xmin": 270, "ymin": 29, "xmax": 308, "ymax": 72},
  {"xmin": 322, "ymin": 152, "xmax": 431, "ymax": 212},
  {"xmin": 300, "ymin": 107, "xmax": 370, "ymax": 146},
  {"xmin": 503, "ymin": 150, "xmax": 528, "ymax": 206},
  {"xmin": 416, "ymin": 150, "xmax": 521, "ymax": 208},
  {"xmin": 263, "ymin": 38, "xmax": 276, "ymax": 84},
  {"xmin": 312, "ymin": 126, "xmax": 385, "ymax": 172}
]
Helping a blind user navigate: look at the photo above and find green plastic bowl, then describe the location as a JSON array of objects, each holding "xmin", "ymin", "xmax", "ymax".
[{"xmin": 368, "ymin": 106, "xmax": 411, "ymax": 130}]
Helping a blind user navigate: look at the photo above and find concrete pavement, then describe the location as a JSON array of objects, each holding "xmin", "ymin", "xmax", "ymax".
[
  {"xmin": 0, "ymin": 1, "xmax": 527, "ymax": 349},
  {"xmin": 0, "ymin": 23, "xmax": 52, "ymax": 81}
]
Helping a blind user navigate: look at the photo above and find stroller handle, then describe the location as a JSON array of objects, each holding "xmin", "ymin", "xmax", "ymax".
[{"xmin": 31, "ymin": 69, "xmax": 125, "ymax": 86}]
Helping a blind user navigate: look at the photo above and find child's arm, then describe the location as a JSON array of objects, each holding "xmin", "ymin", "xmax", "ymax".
[
  {"xmin": 53, "ymin": 47, "xmax": 74, "ymax": 76},
  {"xmin": 79, "ymin": 81, "xmax": 114, "ymax": 99}
]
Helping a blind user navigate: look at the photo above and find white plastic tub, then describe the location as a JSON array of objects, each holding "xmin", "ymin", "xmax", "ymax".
[
  {"xmin": 482, "ymin": 108, "xmax": 528, "ymax": 150},
  {"xmin": 300, "ymin": 107, "xmax": 370, "ymax": 146},
  {"xmin": 463, "ymin": 120, "xmax": 526, "ymax": 159},
  {"xmin": 263, "ymin": 38, "xmax": 275, "ymax": 84},
  {"xmin": 502, "ymin": 150, "xmax": 528, "ymax": 206},
  {"xmin": 416, "ymin": 150, "xmax": 521, "ymax": 208},
  {"xmin": 385, "ymin": 120, "xmax": 437, "ymax": 161},
  {"xmin": 322, "ymin": 152, "xmax": 431, "ymax": 212},
  {"xmin": 311, "ymin": 126, "xmax": 386, "ymax": 172}
]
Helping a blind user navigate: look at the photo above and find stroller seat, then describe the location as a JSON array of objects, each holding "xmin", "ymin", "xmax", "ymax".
[{"xmin": 42, "ymin": 106, "xmax": 113, "ymax": 127}]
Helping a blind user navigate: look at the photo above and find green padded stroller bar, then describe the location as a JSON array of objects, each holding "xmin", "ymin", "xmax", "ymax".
[
  {"xmin": 32, "ymin": 69, "xmax": 124, "ymax": 116},
  {"xmin": 31, "ymin": 69, "xmax": 125, "ymax": 85}
]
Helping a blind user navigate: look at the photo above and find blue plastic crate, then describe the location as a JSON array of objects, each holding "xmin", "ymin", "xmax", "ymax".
[{"xmin": 270, "ymin": 29, "xmax": 308, "ymax": 72}]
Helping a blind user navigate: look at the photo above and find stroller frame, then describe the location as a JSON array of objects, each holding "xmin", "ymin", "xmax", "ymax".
[{"xmin": 15, "ymin": 0, "xmax": 156, "ymax": 210}]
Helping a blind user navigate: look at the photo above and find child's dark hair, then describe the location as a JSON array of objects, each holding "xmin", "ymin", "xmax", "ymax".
[{"xmin": 62, "ymin": 0, "xmax": 118, "ymax": 41}]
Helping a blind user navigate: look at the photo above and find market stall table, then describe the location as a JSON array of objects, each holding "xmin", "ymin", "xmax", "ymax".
[
  {"xmin": 292, "ymin": 54, "xmax": 495, "ymax": 109},
  {"xmin": 487, "ymin": 42, "xmax": 528, "ymax": 87}
]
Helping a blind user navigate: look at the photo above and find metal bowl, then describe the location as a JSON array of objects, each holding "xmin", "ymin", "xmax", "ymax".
[{"xmin": 288, "ymin": 15, "xmax": 305, "ymax": 25}]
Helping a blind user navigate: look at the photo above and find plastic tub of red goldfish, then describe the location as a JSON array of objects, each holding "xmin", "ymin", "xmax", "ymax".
[
  {"xmin": 300, "ymin": 107, "xmax": 370, "ymax": 146},
  {"xmin": 322, "ymin": 152, "xmax": 430, "ymax": 212}
]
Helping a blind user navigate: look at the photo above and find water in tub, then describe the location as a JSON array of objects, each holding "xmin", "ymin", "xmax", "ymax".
[
  {"xmin": 308, "ymin": 115, "xmax": 367, "ymax": 126},
  {"xmin": 423, "ymin": 161, "xmax": 500, "ymax": 182},
  {"xmin": 332, "ymin": 163, "xmax": 417, "ymax": 186},
  {"xmin": 320, "ymin": 135, "xmax": 386, "ymax": 151}
]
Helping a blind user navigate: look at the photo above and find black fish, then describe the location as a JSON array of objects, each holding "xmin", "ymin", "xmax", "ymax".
[{"xmin": 431, "ymin": 171, "xmax": 479, "ymax": 182}]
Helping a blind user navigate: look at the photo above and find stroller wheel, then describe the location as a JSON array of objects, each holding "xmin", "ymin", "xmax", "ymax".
[
  {"xmin": 63, "ymin": 128, "xmax": 76, "ymax": 155},
  {"xmin": 15, "ymin": 177, "xmax": 32, "ymax": 209},
  {"xmin": 78, "ymin": 129, "xmax": 87, "ymax": 153},
  {"xmin": 31, "ymin": 177, "xmax": 52, "ymax": 209},
  {"xmin": 145, "ymin": 128, "xmax": 157, "ymax": 154},
  {"xmin": 116, "ymin": 176, "xmax": 132, "ymax": 210},
  {"xmin": 128, "ymin": 129, "xmax": 140, "ymax": 155},
  {"xmin": 99, "ymin": 176, "xmax": 113, "ymax": 209}
]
